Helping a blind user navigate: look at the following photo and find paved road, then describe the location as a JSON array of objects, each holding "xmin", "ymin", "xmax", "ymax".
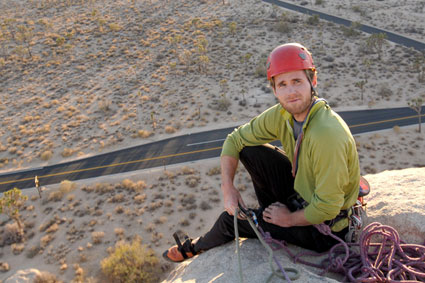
[
  {"xmin": 262, "ymin": 0, "xmax": 425, "ymax": 51},
  {"xmin": 0, "ymin": 106, "xmax": 424, "ymax": 192}
]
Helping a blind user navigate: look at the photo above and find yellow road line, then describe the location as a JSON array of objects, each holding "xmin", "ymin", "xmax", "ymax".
[
  {"xmin": 349, "ymin": 113, "xmax": 424, "ymax": 128},
  {"xmin": 1, "ymin": 112, "xmax": 424, "ymax": 187},
  {"xmin": 0, "ymin": 146, "xmax": 223, "ymax": 186}
]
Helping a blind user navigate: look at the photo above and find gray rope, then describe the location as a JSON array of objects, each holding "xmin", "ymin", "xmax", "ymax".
[{"xmin": 234, "ymin": 208, "xmax": 300, "ymax": 283}]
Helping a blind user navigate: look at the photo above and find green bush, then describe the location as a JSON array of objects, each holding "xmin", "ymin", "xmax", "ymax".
[
  {"xmin": 101, "ymin": 239, "xmax": 161, "ymax": 283},
  {"xmin": 306, "ymin": 14, "xmax": 320, "ymax": 25},
  {"xmin": 0, "ymin": 188, "xmax": 27, "ymax": 232}
]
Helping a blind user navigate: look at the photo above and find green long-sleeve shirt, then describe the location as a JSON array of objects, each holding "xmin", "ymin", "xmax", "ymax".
[{"xmin": 221, "ymin": 100, "xmax": 360, "ymax": 232}]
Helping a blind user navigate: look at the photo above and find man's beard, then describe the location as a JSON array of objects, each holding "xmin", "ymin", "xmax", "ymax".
[{"xmin": 281, "ymin": 95, "xmax": 314, "ymax": 120}]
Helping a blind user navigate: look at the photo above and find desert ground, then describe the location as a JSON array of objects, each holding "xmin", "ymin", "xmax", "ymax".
[{"xmin": 0, "ymin": 0, "xmax": 424, "ymax": 282}]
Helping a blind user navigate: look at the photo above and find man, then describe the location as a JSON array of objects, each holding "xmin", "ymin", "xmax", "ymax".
[{"xmin": 163, "ymin": 43, "xmax": 360, "ymax": 262}]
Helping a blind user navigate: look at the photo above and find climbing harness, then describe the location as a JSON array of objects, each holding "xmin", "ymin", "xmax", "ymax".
[{"xmin": 234, "ymin": 205, "xmax": 300, "ymax": 283}]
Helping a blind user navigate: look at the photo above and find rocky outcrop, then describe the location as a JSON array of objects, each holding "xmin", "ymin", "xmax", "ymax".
[
  {"xmin": 4, "ymin": 269, "xmax": 41, "ymax": 283},
  {"xmin": 163, "ymin": 168, "xmax": 425, "ymax": 282},
  {"xmin": 364, "ymin": 167, "xmax": 425, "ymax": 244},
  {"xmin": 163, "ymin": 239, "xmax": 340, "ymax": 283}
]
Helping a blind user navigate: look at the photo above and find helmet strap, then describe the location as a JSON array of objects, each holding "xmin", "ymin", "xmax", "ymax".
[{"xmin": 304, "ymin": 70, "xmax": 318, "ymax": 98}]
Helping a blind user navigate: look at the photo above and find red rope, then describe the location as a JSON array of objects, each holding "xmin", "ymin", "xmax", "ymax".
[{"xmin": 261, "ymin": 222, "xmax": 425, "ymax": 282}]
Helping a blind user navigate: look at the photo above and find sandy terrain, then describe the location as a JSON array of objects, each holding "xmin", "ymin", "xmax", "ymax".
[
  {"xmin": 0, "ymin": 0, "xmax": 424, "ymax": 282},
  {"xmin": 0, "ymin": 125, "xmax": 423, "ymax": 282},
  {"xmin": 0, "ymin": 0, "xmax": 424, "ymax": 173},
  {"xmin": 284, "ymin": 0, "xmax": 425, "ymax": 42}
]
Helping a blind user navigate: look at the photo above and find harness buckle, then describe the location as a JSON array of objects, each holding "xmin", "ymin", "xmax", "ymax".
[
  {"xmin": 238, "ymin": 203, "xmax": 259, "ymax": 227},
  {"xmin": 346, "ymin": 200, "xmax": 367, "ymax": 243}
]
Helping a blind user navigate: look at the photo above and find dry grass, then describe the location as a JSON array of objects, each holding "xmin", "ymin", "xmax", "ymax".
[
  {"xmin": 114, "ymin": 205, "xmax": 124, "ymax": 214},
  {"xmin": 121, "ymin": 179, "xmax": 146, "ymax": 192},
  {"xmin": 114, "ymin": 228, "xmax": 124, "ymax": 238},
  {"xmin": 40, "ymin": 234, "xmax": 54, "ymax": 248},
  {"xmin": 91, "ymin": 231, "xmax": 105, "ymax": 244},
  {"xmin": 134, "ymin": 194, "xmax": 147, "ymax": 204},
  {"xmin": 34, "ymin": 271, "xmax": 62, "ymax": 283},
  {"xmin": 138, "ymin": 130, "xmax": 153, "ymax": 138},
  {"xmin": 2, "ymin": 222, "xmax": 23, "ymax": 246},
  {"xmin": 11, "ymin": 243, "xmax": 25, "ymax": 255},
  {"xmin": 165, "ymin": 126, "xmax": 177, "ymax": 134},
  {"xmin": 48, "ymin": 180, "xmax": 77, "ymax": 202},
  {"xmin": 40, "ymin": 150, "xmax": 53, "ymax": 161},
  {"xmin": 61, "ymin": 148, "xmax": 75, "ymax": 157}
]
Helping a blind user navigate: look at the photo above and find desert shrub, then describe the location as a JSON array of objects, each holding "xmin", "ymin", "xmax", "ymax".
[
  {"xmin": 48, "ymin": 180, "xmax": 77, "ymax": 202},
  {"xmin": 109, "ymin": 193, "xmax": 125, "ymax": 203},
  {"xmin": 180, "ymin": 166, "xmax": 195, "ymax": 175},
  {"xmin": 61, "ymin": 148, "xmax": 74, "ymax": 157},
  {"xmin": 114, "ymin": 228, "xmax": 124, "ymax": 238},
  {"xmin": 92, "ymin": 231, "xmax": 105, "ymax": 244},
  {"xmin": 165, "ymin": 126, "xmax": 176, "ymax": 134},
  {"xmin": 46, "ymin": 223, "xmax": 59, "ymax": 234},
  {"xmin": 206, "ymin": 166, "xmax": 221, "ymax": 176},
  {"xmin": 34, "ymin": 271, "xmax": 62, "ymax": 283},
  {"xmin": 0, "ymin": 188, "xmax": 27, "ymax": 234},
  {"xmin": 1, "ymin": 222, "xmax": 23, "ymax": 246},
  {"xmin": 185, "ymin": 175, "xmax": 200, "ymax": 187},
  {"xmin": 342, "ymin": 22, "xmax": 361, "ymax": 37},
  {"xmin": 377, "ymin": 85, "xmax": 393, "ymax": 99},
  {"xmin": 121, "ymin": 179, "xmax": 146, "ymax": 192},
  {"xmin": 101, "ymin": 239, "xmax": 160, "ymax": 283},
  {"xmin": 276, "ymin": 21, "xmax": 291, "ymax": 33},
  {"xmin": 26, "ymin": 244, "xmax": 41, "ymax": 258},
  {"xmin": 40, "ymin": 150, "xmax": 53, "ymax": 161},
  {"xmin": 115, "ymin": 206, "xmax": 124, "ymax": 214},
  {"xmin": 307, "ymin": 14, "xmax": 320, "ymax": 25},
  {"xmin": 98, "ymin": 100, "xmax": 111, "ymax": 112},
  {"xmin": 134, "ymin": 194, "xmax": 147, "ymax": 204},
  {"xmin": 138, "ymin": 130, "xmax": 153, "ymax": 138},
  {"xmin": 11, "ymin": 243, "xmax": 24, "ymax": 255},
  {"xmin": 39, "ymin": 217, "xmax": 57, "ymax": 232},
  {"xmin": 40, "ymin": 234, "xmax": 54, "ymax": 248},
  {"xmin": 216, "ymin": 94, "xmax": 231, "ymax": 111},
  {"xmin": 200, "ymin": 201, "xmax": 212, "ymax": 210},
  {"xmin": 393, "ymin": 125, "xmax": 401, "ymax": 134}
]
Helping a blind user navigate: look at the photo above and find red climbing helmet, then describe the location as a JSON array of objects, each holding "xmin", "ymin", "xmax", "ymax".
[{"xmin": 266, "ymin": 43, "xmax": 316, "ymax": 80}]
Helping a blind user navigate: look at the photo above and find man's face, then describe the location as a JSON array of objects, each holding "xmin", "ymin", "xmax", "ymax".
[{"xmin": 272, "ymin": 70, "xmax": 313, "ymax": 122}]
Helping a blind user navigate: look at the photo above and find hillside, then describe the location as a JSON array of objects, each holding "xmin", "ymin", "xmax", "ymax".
[
  {"xmin": 0, "ymin": 0, "xmax": 424, "ymax": 174},
  {"xmin": 0, "ymin": 0, "xmax": 424, "ymax": 282}
]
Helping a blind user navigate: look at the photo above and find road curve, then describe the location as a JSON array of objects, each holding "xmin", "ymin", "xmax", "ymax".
[
  {"xmin": 0, "ymin": 106, "xmax": 424, "ymax": 192},
  {"xmin": 262, "ymin": 0, "xmax": 425, "ymax": 51}
]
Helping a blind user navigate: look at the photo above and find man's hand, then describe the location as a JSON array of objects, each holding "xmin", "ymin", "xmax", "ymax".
[
  {"xmin": 263, "ymin": 202, "xmax": 293, "ymax": 227},
  {"xmin": 222, "ymin": 183, "xmax": 246, "ymax": 217},
  {"xmin": 263, "ymin": 202, "xmax": 311, "ymax": 227}
]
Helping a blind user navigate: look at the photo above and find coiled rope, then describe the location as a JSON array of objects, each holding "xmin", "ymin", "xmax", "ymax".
[{"xmin": 262, "ymin": 222, "xmax": 425, "ymax": 282}]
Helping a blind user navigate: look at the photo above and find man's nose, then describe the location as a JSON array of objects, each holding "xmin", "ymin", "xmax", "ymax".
[{"xmin": 286, "ymin": 85, "xmax": 297, "ymax": 95}]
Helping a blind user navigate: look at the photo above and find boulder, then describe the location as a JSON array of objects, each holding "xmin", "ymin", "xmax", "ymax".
[
  {"xmin": 364, "ymin": 167, "xmax": 425, "ymax": 244},
  {"xmin": 163, "ymin": 239, "xmax": 340, "ymax": 283},
  {"xmin": 4, "ymin": 268, "xmax": 41, "ymax": 283},
  {"xmin": 164, "ymin": 168, "xmax": 425, "ymax": 282}
]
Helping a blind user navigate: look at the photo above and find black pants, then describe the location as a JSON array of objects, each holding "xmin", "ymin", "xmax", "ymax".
[{"xmin": 194, "ymin": 144, "xmax": 347, "ymax": 253}]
